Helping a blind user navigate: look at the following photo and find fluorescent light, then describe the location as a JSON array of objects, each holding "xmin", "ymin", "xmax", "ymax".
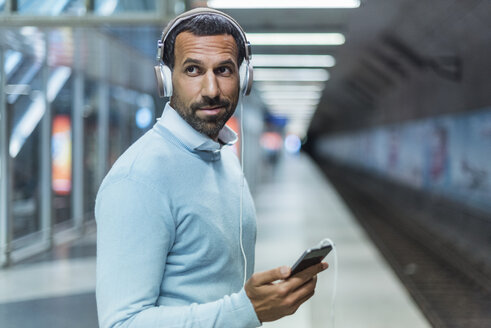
[
  {"xmin": 266, "ymin": 99, "xmax": 319, "ymax": 106},
  {"xmin": 47, "ymin": 66, "xmax": 72, "ymax": 102},
  {"xmin": 289, "ymin": 119, "xmax": 312, "ymax": 124},
  {"xmin": 269, "ymin": 108, "xmax": 317, "ymax": 115},
  {"xmin": 257, "ymin": 83, "xmax": 325, "ymax": 93},
  {"xmin": 288, "ymin": 121, "xmax": 311, "ymax": 128},
  {"xmin": 253, "ymin": 54, "xmax": 335, "ymax": 68},
  {"xmin": 261, "ymin": 91, "xmax": 322, "ymax": 100},
  {"xmin": 285, "ymin": 121, "xmax": 313, "ymax": 127},
  {"xmin": 9, "ymin": 94, "xmax": 45, "ymax": 158},
  {"xmin": 5, "ymin": 84, "xmax": 31, "ymax": 95},
  {"xmin": 265, "ymin": 99, "xmax": 320, "ymax": 106},
  {"xmin": 269, "ymin": 107, "xmax": 317, "ymax": 113},
  {"xmin": 268, "ymin": 102, "xmax": 318, "ymax": 108},
  {"xmin": 287, "ymin": 123, "xmax": 311, "ymax": 137},
  {"xmin": 9, "ymin": 67, "xmax": 71, "ymax": 158},
  {"xmin": 208, "ymin": 0, "xmax": 361, "ymax": 9},
  {"xmin": 8, "ymin": 64, "xmax": 41, "ymax": 104},
  {"xmin": 254, "ymin": 68, "xmax": 329, "ymax": 82},
  {"xmin": 247, "ymin": 33, "xmax": 345, "ymax": 46},
  {"xmin": 20, "ymin": 26, "xmax": 38, "ymax": 36},
  {"xmin": 4, "ymin": 51, "xmax": 23, "ymax": 75},
  {"xmin": 98, "ymin": 0, "xmax": 118, "ymax": 15},
  {"xmin": 268, "ymin": 104, "xmax": 318, "ymax": 111}
]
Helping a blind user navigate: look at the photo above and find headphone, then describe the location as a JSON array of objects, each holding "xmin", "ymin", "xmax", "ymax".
[{"xmin": 154, "ymin": 8, "xmax": 254, "ymax": 98}]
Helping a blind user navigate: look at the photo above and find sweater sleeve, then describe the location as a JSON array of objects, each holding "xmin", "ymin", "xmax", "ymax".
[{"xmin": 95, "ymin": 178, "xmax": 261, "ymax": 328}]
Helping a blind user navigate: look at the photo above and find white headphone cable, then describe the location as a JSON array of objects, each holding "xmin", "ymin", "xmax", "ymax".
[
  {"xmin": 318, "ymin": 238, "xmax": 338, "ymax": 328},
  {"xmin": 238, "ymin": 99, "xmax": 248, "ymax": 286}
]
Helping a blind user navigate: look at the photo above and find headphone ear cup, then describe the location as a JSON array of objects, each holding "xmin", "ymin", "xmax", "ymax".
[
  {"xmin": 161, "ymin": 65, "xmax": 173, "ymax": 97},
  {"xmin": 239, "ymin": 62, "xmax": 253, "ymax": 96},
  {"xmin": 239, "ymin": 62, "xmax": 246, "ymax": 92},
  {"xmin": 154, "ymin": 64, "xmax": 173, "ymax": 98},
  {"xmin": 154, "ymin": 65, "xmax": 165, "ymax": 98},
  {"xmin": 244, "ymin": 63, "xmax": 253, "ymax": 96},
  {"xmin": 239, "ymin": 62, "xmax": 254, "ymax": 96}
]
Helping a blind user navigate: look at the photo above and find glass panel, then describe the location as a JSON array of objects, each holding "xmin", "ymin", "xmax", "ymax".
[
  {"xmin": 16, "ymin": 0, "xmax": 87, "ymax": 15},
  {"xmin": 83, "ymin": 79, "xmax": 99, "ymax": 217},
  {"xmin": 8, "ymin": 54, "xmax": 44, "ymax": 239},
  {"xmin": 95, "ymin": 0, "xmax": 157, "ymax": 15},
  {"xmin": 50, "ymin": 67, "xmax": 73, "ymax": 226}
]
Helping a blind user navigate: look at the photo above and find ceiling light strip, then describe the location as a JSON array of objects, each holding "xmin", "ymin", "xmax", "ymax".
[
  {"xmin": 247, "ymin": 33, "xmax": 345, "ymax": 46},
  {"xmin": 254, "ymin": 68, "xmax": 329, "ymax": 82},
  {"xmin": 257, "ymin": 83, "xmax": 325, "ymax": 93},
  {"xmin": 208, "ymin": 0, "xmax": 361, "ymax": 9},
  {"xmin": 261, "ymin": 91, "xmax": 322, "ymax": 99},
  {"xmin": 253, "ymin": 54, "xmax": 336, "ymax": 68}
]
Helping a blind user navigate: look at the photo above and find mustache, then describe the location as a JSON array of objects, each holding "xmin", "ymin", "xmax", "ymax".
[{"xmin": 190, "ymin": 98, "xmax": 230, "ymax": 111}]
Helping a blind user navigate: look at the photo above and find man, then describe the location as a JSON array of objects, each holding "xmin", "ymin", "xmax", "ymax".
[{"xmin": 95, "ymin": 8, "xmax": 327, "ymax": 328}]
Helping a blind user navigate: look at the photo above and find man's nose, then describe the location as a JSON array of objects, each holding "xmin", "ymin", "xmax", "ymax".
[{"xmin": 201, "ymin": 71, "xmax": 220, "ymax": 99}]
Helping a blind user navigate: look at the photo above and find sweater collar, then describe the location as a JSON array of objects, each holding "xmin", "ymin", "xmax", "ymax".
[{"xmin": 157, "ymin": 102, "xmax": 238, "ymax": 152}]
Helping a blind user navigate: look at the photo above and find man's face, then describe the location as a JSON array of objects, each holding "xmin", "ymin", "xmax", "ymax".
[{"xmin": 170, "ymin": 31, "xmax": 240, "ymax": 141}]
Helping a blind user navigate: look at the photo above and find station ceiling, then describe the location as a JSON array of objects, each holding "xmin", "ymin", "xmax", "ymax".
[
  {"xmin": 2, "ymin": 0, "xmax": 489, "ymax": 136},
  {"xmin": 105, "ymin": 0, "xmax": 490, "ymax": 136},
  {"xmin": 105, "ymin": 0, "xmax": 408, "ymax": 136}
]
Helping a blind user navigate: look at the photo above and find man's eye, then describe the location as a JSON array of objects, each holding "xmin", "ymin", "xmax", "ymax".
[
  {"xmin": 185, "ymin": 66, "xmax": 199, "ymax": 74},
  {"xmin": 217, "ymin": 67, "xmax": 232, "ymax": 75}
]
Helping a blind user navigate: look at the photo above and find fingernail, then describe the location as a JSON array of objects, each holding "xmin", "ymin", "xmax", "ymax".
[
  {"xmin": 280, "ymin": 266, "xmax": 290, "ymax": 276},
  {"xmin": 322, "ymin": 262, "xmax": 329, "ymax": 270}
]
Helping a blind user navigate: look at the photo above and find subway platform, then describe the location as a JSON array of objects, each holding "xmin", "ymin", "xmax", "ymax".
[{"xmin": 0, "ymin": 153, "xmax": 430, "ymax": 328}]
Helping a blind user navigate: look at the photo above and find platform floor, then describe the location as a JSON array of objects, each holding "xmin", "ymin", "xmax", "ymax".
[
  {"xmin": 255, "ymin": 154, "xmax": 430, "ymax": 328},
  {"xmin": 0, "ymin": 154, "xmax": 430, "ymax": 328}
]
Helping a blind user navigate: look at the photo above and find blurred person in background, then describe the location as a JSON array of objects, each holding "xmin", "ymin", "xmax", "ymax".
[{"xmin": 95, "ymin": 8, "xmax": 328, "ymax": 328}]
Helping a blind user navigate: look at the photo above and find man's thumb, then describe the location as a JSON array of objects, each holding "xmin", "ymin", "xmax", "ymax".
[
  {"xmin": 250, "ymin": 266, "xmax": 291, "ymax": 286},
  {"xmin": 279, "ymin": 266, "xmax": 291, "ymax": 278}
]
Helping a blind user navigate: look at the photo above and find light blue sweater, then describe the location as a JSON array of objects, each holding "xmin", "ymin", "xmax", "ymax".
[{"xmin": 95, "ymin": 104, "xmax": 261, "ymax": 328}]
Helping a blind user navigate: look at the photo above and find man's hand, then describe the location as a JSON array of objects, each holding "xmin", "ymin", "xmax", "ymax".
[{"xmin": 244, "ymin": 262, "xmax": 328, "ymax": 322}]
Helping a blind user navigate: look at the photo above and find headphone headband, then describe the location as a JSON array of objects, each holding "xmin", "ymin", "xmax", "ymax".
[{"xmin": 157, "ymin": 7, "xmax": 251, "ymax": 63}]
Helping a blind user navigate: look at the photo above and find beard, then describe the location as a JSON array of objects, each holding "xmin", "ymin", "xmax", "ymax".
[{"xmin": 171, "ymin": 89, "xmax": 237, "ymax": 140}]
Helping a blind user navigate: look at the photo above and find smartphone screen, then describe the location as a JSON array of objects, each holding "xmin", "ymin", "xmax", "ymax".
[{"xmin": 290, "ymin": 244, "xmax": 332, "ymax": 276}]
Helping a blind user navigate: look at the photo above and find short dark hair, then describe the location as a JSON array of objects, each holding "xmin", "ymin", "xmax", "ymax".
[{"xmin": 162, "ymin": 14, "xmax": 246, "ymax": 70}]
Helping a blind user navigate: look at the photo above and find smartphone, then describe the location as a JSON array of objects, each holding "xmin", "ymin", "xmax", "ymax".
[{"xmin": 290, "ymin": 243, "xmax": 332, "ymax": 276}]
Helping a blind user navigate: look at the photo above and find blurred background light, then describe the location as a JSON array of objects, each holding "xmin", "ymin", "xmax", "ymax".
[
  {"xmin": 260, "ymin": 91, "xmax": 322, "ymax": 100},
  {"xmin": 253, "ymin": 54, "xmax": 336, "ymax": 68},
  {"xmin": 4, "ymin": 50, "xmax": 23, "ymax": 75},
  {"xmin": 52, "ymin": 115, "xmax": 72, "ymax": 195},
  {"xmin": 254, "ymin": 68, "xmax": 330, "ymax": 82},
  {"xmin": 208, "ymin": 0, "xmax": 361, "ymax": 9},
  {"xmin": 20, "ymin": 26, "xmax": 37, "ymax": 36},
  {"xmin": 9, "ymin": 93, "xmax": 45, "ymax": 158},
  {"xmin": 246, "ymin": 33, "xmax": 345, "ymax": 46},
  {"xmin": 136, "ymin": 107, "xmax": 153, "ymax": 129},
  {"xmin": 260, "ymin": 131, "xmax": 283, "ymax": 151},
  {"xmin": 265, "ymin": 99, "xmax": 319, "ymax": 107},
  {"xmin": 284, "ymin": 134, "xmax": 302, "ymax": 154},
  {"xmin": 256, "ymin": 83, "xmax": 325, "ymax": 93},
  {"xmin": 47, "ymin": 66, "xmax": 72, "ymax": 102},
  {"xmin": 97, "ymin": 0, "xmax": 118, "ymax": 16},
  {"xmin": 9, "ymin": 66, "xmax": 71, "ymax": 158}
]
